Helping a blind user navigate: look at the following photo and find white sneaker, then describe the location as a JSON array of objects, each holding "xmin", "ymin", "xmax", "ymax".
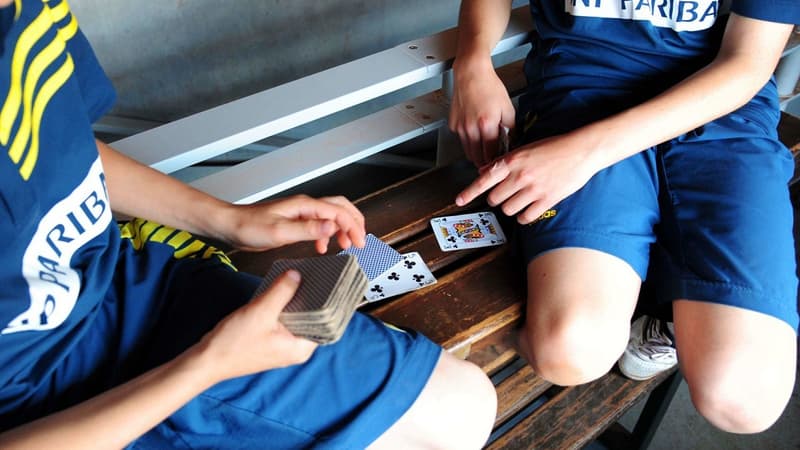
[{"xmin": 618, "ymin": 315, "xmax": 678, "ymax": 381}]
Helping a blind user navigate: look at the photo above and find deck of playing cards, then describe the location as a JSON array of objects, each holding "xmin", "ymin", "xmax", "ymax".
[
  {"xmin": 253, "ymin": 254, "xmax": 368, "ymax": 345},
  {"xmin": 431, "ymin": 211, "xmax": 507, "ymax": 252}
]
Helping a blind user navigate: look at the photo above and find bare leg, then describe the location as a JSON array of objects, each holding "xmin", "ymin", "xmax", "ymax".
[
  {"xmin": 368, "ymin": 351, "xmax": 497, "ymax": 450},
  {"xmin": 673, "ymin": 300, "xmax": 797, "ymax": 433},
  {"xmin": 519, "ymin": 247, "xmax": 641, "ymax": 385}
]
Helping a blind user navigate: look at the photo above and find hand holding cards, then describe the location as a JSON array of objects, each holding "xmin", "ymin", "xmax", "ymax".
[
  {"xmin": 431, "ymin": 211, "xmax": 506, "ymax": 251},
  {"xmin": 254, "ymin": 254, "xmax": 367, "ymax": 345}
]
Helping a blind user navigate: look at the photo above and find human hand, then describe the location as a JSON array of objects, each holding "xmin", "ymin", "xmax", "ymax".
[
  {"xmin": 222, "ymin": 195, "xmax": 366, "ymax": 254},
  {"xmin": 455, "ymin": 134, "xmax": 598, "ymax": 224},
  {"xmin": 449, "ymin": 56, "xmax": 515, "ymax": 167},
  {"xmin": 193, "ymin": 270, "xmax": 317, "ymax": 383}
]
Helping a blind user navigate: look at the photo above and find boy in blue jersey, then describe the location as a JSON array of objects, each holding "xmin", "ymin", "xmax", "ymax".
[
  {"xmin": 450, "ymin": 0, "xmax": 798, "ymax": 433},
  {"xmin": 0, "ymin": 0, "xmax": 497, "ymax": 448}
]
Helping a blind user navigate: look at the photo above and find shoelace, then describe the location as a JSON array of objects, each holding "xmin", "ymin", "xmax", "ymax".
[{"xmin": 634, "ymin": 318, "xmax": 676, "ymax": 361}]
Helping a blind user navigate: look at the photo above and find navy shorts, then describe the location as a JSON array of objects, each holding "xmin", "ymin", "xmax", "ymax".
[
  {"xmin": 32, "ymin": 220, "xmax": 442, "ymax": 449},
  {"xmin": 517, "ymin": 94, "xmax": 799, "ymax": 332}
]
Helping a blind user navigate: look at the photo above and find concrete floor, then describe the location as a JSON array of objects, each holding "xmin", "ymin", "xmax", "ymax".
[{"xmin": 618, "ymin": 366, "xmax": 800, "ymax": 450}]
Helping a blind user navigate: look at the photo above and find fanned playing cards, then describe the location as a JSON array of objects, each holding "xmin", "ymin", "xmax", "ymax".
[{"xmin": 254, "ymin": 254, "xmax": 368, "ymax": 345}]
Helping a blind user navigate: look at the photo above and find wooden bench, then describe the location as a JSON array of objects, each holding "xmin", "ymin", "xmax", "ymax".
[
  {"xmin": 106, "ymin": 5, "xmax": 800, "ymax": 447},
  {"xmin": 225, "ymin": 112, "xmax": 800, "ymax": 449}
]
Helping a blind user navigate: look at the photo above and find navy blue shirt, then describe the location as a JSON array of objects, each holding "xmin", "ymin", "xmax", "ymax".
[
  {"xmin": 523, "ymin": 0, "xmax": 800, "ymax": 129},
  {"xmin": 0, "ymin": 0, "xmax": 117, "ymax": 415}
]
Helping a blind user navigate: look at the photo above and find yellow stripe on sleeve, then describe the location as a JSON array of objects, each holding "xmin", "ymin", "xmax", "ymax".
[
  {"xmin": 8, "ymin": 36, "xmax": 66, "ymax": 163},
  {"xmin": 19, "ymin": 54, "xmax": 74, "ymax": 180},
  {"xmin": 47, "ymin": 0, "xmax": 69, "ymax": 23},
  {"xmin": 59, "ymin": 13, "xmax": 78, "ymax": 41},
  {"xmin": 0, "ymin": 9, "xmax": 52, "ymax": 145}
]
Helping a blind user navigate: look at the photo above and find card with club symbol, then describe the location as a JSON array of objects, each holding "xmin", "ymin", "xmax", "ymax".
[
  {"xmin": 430, "ymin": 211, "xmax": 507, "ymax": 252},
  {"xmin": 363, "ymin": 252, "xmax": 437, "ymax": 303}
]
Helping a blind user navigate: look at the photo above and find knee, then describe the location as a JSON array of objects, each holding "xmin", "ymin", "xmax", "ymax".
[
  {"xmin": 518, "ymin": 315, "xmax": 628, "ymax": 386},
  {"xmin": 686, "ymin": 371, "xmax": 794, "ymax": 433},
  {"xmin": 424, "ymin": 355, "xmax": 497, "ymax": 449},
  {"xmin": 448, "ymin": 358, "xmax": 498, "ymax": 447}
]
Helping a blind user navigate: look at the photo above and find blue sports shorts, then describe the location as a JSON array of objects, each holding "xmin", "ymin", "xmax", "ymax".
[
  {"xmin": 26, "ymin": 220, "xmax": 442, "ymax": 449},
  {"xmin": 517, "ymin": 92, "xmax": 799, "ymax": 332}
]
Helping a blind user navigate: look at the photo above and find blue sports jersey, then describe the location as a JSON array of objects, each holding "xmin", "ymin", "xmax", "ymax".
[
  {"xmin": 523, "ymin": 0, "xmax": 800, "ymax": 129},
  {"xmin": 0, "ymin": 0, "xmax": 117, "ymax": 405}
]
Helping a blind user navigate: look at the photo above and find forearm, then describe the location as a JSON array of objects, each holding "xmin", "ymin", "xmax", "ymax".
[
  {"xmin": 97, "ymin": 140, "xmax": 236, "ymax": 241},
  {"xmin": 453, "ymin": 0, "xmax": 514, "ymax": 69},
  {"xmin": 577, "ymin": 17, "xmax": 793, "ymax": 171},
  {"xmin": 0, "ymin": 349, "xmax": 215, "ymax": 449}
]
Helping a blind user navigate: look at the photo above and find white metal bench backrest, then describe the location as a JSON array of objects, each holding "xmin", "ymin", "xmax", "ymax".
[{"xmin": 111, "ymin": 7, "xmax": 533, "ymax": 203}]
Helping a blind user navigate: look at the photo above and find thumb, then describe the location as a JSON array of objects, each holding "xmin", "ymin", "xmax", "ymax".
[{"xmin": 250, "ymin": 270, "xmax": 302, "ymax": 320}]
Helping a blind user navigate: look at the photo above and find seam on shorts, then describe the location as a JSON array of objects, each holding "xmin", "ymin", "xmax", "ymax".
[
  {"xmin": 194, "ymin": 391, "xmax": 316, "ymax": 440},
  {"xmin": 676, "ymin": 275, "xmax": 792, "ymax": 301},
  {"xmin": 523, "ymin": 226, "xmax": 650, "ymax": 274}
]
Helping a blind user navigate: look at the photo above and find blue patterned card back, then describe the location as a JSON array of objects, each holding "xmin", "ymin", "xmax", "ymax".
[{"xmin": 338, "ymin": 233, "xmax": 402, "ymax": 281}]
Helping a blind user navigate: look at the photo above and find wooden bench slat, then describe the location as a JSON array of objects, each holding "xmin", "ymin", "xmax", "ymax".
[
  {"xmin": 371, "ymin": 249, "xmax": 524, "ymax": 355},
  {"xmin": 466, "ymin": 322, "xmax": 522, "ymax": 375},
  {"xmin": 494, "ymin": 364, "xmax": 552, "ymax": 427},
  {"xmin": 487, "ymin": 368, "xmax": 677, "ymax": 450}
]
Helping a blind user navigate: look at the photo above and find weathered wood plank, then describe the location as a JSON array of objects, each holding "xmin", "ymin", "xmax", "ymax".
[
  {"xmin": 467, "ymin": 322, "xmax": 522, "ymax": 375},
  {"xmin": 494, "ymin": 364, "xmax": 552, "ymax": 427},
  {"xmin": 370, "ymin": 248, "xmax": 524, "ymax": 355},
  {"xmin": 487, "ymin": 367, "xmax": 677, "ymax": 450}
]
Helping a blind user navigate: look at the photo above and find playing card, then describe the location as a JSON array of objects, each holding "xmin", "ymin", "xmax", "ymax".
[
  {"xmin": 430, "ymin": 212, "xmax": 507, "ymax": 252},
  {"xmin": 364, "ymin": 252, "xmax": 437, "ymax": 303},
  {"xmin": 253, "ymin": 254, "xmax": 367, "ymax": 345},
  {"xmin": 255, "ymin": 254, "xmax": 354, "ymax": 314},
  {"xmin": 338, "ymin": 233, "xmax": 402, "ymax": 281}
]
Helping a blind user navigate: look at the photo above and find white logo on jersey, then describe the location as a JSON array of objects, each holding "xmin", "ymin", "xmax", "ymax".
[
  {"xmin": 2, "ymin": 158, "xmax": 111, "ymax": 334},
  {"xmin": 566, "ymin": 0, "xmax": 729, "ymax": 32}
]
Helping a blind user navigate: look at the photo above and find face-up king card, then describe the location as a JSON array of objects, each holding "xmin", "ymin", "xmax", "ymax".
[
  {"xmin": 430, "ymin": 211, "xmax": 507, "ymax": 252},
  {"xmin": 364, "ymin": 252, "xmax": 437, "ymax": 303},
  {"xmin": 338, "ymin": 233, "xmax": 402, "ymax": 281}
]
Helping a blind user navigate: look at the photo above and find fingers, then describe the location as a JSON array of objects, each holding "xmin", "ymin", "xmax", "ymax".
[
  {"xmin": 456, "ymin": 122, "xmax": 483, "ymax": 166},
  {"xmin": 479, "ymin": 119, "xmax": 500, "ymax": 167},
  {"xmin": 268, "ymin": 218, "xmax": 337, "ymax": 249},
  {"xmin": 456, "ymin": 159, "xmax": 509, "ymax": 206},
  {"xmin": 278, "ymin": 195, "xmax": 365, "ymax": 251},
  {"xmin": 250, "ymin": 270, "xmax": 302, "ymax": 320},
  {"xmin": 319, "ymin": 196, "xmax": 366, "ymax": 249}
]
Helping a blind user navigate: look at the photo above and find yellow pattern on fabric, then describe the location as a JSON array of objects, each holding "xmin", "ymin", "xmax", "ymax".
[
  {"xmin": 2, "ymin": 0, "xmax": 80, "ymax": 179},
  {"xmin": 118, "ymin": 218, "xmax": 236, "ymax": 270},
  {"xmin": 20, "ymin": 54, "xmax": 73, "ymax": 180},
  {"xmin": 9, "ymin": 33, "xmax": 66, "ymax": 163},
  {"xmin": 0, "ymin": 8, "xmax": 51, "ymax": 144}
]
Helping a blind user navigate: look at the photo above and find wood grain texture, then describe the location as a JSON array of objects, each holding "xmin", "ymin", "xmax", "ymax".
[
  {"xmin": 370, "ymin": 249, "xmax": 525, "ymax": 353},
  {"xmin": 487, "ymin": 367, "xmax": 678, "ymax": 450},
  {"xmin": 467, "ymin": 322, "xmax": 522, "ymax": 375},
  {"xmin": 494, "ymin": 364, "xmax": 552, "ymax": 427}
]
